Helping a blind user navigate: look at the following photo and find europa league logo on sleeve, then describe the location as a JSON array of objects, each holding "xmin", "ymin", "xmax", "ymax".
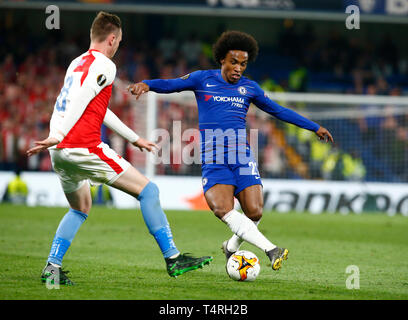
[{"xmin": 97, "ymin": 74, "xmax": 107, "ymax": 87}]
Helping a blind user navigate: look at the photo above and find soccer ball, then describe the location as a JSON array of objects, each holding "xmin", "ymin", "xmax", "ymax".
[{"xmin": 226, "ymin": 250, "xmax": 260, "ymax": 282}]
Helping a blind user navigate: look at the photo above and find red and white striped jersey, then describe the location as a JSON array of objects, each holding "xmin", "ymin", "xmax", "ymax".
[{"xmin": 49, "ymin": 49, "xmax": 116, "ymax": 148}]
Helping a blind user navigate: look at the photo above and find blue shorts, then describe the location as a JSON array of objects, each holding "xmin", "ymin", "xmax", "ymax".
[{"xmin": 201, "ymin": 161, "xmax": 263, "ymax": 196}]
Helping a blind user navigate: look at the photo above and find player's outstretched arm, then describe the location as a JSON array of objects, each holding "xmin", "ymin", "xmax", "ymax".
[
  {"xmin": 103, "ymin": 108, "xmax": 158, "ymax": 152},
  {"xmin": 252, "ymin": 84, "xmax": 334, "ymax": 143},
  {"xmin": 127, "ymin": 72, "xmax": 201, "ymax": 99},
  {"xmin": 132, "ymin": 137, "xmax": 159, "ymax": 153}
]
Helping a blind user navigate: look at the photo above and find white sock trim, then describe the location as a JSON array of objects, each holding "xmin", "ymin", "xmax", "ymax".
[
  {"xmin": 221, "ymin": 209, "xmax": 235, "ymax": 222},
  {"xmin": 50, "ymin": 262, "xmax": 61, "ymax": 268}
]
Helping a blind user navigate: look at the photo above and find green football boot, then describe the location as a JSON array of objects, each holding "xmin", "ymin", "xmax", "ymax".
[{"xmin": 166, "ymin": 253, "xmax": 213, "ymax": 277}]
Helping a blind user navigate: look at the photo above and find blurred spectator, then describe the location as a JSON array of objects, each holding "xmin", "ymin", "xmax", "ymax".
[
  {"xmin": 90, "ymin": 185, "xmax": 113, "ymax": 207},
  {"xmin": 158, "ymin": 31, "xmax": 178, "ymax": 62},
  {"xmin": 321, "ymin": 146, "xmax": 366, "ymax": 181},
  {"xmin": 278, "ymin": 20, "xmax": 299, "ymax": 58},
  {"xmin": 181, "ymin": 33, "xmax": 202, "ymax": 67},
  {"xmin": 2, "ymin": 54, "xmax": 17, "ymax": 82},
  {"xmin": 322, "ymin": 146, "xmax": 342, "ymax": 180},
  {"xmin": 375, "ymin": 76, "xmax": 389, "ymax": 95},
  {"xmin": 341, "ymin": 150, "xmax": 366, "ymax": 181},
  {"xmin": 260, "ymin": 75, "xmax": 285, "ymax": 93},
  {"xmin": 262, "ymin": 140, "xmax": 286, "ymax": 179},
  {"xmin": 288, "ymin": 64, "xmax": 308, "ymax": 92},
  {"xmin": 2, "ymin": 169, "xmax": 28, "ymax": 204},
  {"xmin": 173, "ymin": 56, "xmax": 189, "ymax": 77},
  {"xmin": 309, "ymin": 137, "xmax": 331, "ymax": 179},
  {"xmin": 0, "ymin": 119, "xmax": 18, "ymax": 171},
  {"xmin": 0, "ymin": 15, "xmax": 407, "ymax": 184},
  {"xmin": 357, "ymin": 85, "xmax": 387, "ymax": 156},
  {"xmin": 377, "ymin": 33, "xmax": 398, "ymax": 73}
]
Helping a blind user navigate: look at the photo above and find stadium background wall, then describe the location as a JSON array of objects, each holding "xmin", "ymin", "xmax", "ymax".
[
  {"xmin": 1, "ymin": 172, "xmax": 408, "ymax": 216},
  {"xmin": 1, "ymin": 4, "xmax": 408, "ymax": 216},
  {"xmin": 2, "ymin": 8, "xmax": 408, "ymax": 50}
]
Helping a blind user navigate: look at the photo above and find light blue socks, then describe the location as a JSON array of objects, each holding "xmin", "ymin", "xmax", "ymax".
[
  {"xmin": 47, "ymin": 208, "xmax": 88, "ymax": 266},
  {"xmin": 137, "ymin": 182, "xmax": 180, "ymax": 259},
  {"xmin": 47, "ymin": 182, "xmax": 178, "ymax": 266}
]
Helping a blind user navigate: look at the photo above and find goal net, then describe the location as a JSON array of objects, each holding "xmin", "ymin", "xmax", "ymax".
[
  {"xmin": 131, "ymin": 88, "xmax": 408, "ymax": 184},
  {"xmin": 264, "ymin": 92, "xmax": 408, "ymax": 183}
]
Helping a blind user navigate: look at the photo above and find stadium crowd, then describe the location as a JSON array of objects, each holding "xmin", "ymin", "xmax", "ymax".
[{"xmin": 1, "ymin": 21, "xmax": 407, "ymax": 182}]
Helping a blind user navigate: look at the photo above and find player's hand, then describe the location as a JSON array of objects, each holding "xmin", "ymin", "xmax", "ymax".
[
  {"xmin": 127, "ymin": 82, "xmax": 149, "ymax": 100},
  {"xmin": 26, "ymin": 137, "xmax": 60, "ymax": 157},
  {"xmin": 132, "ymin": 137, "xmax": 159, "ymax": 153},
  {"xmin": 315, "ymin": 126, "xmax": 334, "ymax": 143}
]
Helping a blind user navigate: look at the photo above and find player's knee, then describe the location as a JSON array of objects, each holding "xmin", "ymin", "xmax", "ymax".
[
  {"xmin": 245, "ymin": 205, "xmax": 263, "ymax": 222},
  {"xmin": 212, "ymin": 206, "xmax": 233, "ymax": 220},
  {"xmin": 72, "ymin": 204, "xmax": 91, "ymax": 215},
  {"xmin": 70, "ymin": 198, "xmax": 92, "ymax": 215}
]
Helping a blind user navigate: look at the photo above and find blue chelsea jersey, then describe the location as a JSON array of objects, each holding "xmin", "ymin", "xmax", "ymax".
[
  {"xmin": 143, "ymin": 69, "xmax": 319, "ymax": 133},
  {"xmin": 166, "ymin": 69, "xmax": 259, "ymax": 132},
  {"xmin": 143, "ymin": 69, "xmax": 319, "ymax": 164}
]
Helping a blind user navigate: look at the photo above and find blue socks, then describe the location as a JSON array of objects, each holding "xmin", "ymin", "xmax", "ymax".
[
  {"xmin": 47, "ymin": 208, "xmax": 88, "ymax": 266},
  {"xmin": 137, "ymin": 182, "xmax": 180, "ymax": 259}
]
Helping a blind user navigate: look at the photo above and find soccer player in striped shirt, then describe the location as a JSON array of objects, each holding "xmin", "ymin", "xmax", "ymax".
[
  {"xmin": 27, "ymin": 12, "xmax": 212, "ymax": 286},
  {"xmin": 128, "ymin": 31, "xmax": 333, "ymax": 271}
]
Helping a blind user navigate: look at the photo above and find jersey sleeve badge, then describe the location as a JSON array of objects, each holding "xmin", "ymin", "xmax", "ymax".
[
  {"xmin": 180, "ymin": 74, "xmax": 190, "ymax": 80},
  {"xmin": 97, "ymin": 74, "xmax": 107, "ymax": 86}
]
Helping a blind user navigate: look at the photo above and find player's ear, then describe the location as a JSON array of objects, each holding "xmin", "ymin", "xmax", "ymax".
[{"xmin": 108, "ymin": 33, "xmax": 116, "ymax": 46}]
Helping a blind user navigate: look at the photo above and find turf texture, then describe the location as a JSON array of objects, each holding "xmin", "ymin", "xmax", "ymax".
[{"xmin": 0, "ymin": 203, "xmax": 407, "ymax": 300}]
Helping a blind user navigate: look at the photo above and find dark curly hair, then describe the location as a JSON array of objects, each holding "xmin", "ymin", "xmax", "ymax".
[{"xmin": 212, "ymin": 30, "xmax": 259, "ymax": 65}]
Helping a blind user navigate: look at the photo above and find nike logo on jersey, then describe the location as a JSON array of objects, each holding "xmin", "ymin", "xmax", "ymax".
[{"xmin": 206, "ymin": 83, "xmax": 217, "ymax": 87}]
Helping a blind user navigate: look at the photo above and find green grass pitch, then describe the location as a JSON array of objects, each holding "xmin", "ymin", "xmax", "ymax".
[{"xmin": 0, "ymin": 203, "xmax": 407, "ymax": 300}]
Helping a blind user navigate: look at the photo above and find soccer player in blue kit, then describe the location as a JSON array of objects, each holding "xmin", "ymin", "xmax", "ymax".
[{"xmin": 128, "ymin": 31, "xmax": 333, "ymax": 271}]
